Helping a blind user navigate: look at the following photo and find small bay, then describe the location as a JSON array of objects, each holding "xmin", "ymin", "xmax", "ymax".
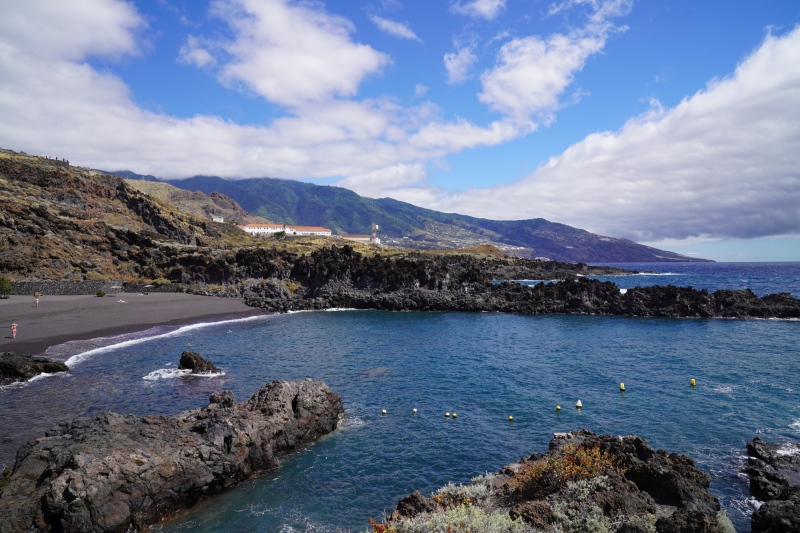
[{"xmin": 1, "ymin": 263, "xmax": 798, "ymax": 532}]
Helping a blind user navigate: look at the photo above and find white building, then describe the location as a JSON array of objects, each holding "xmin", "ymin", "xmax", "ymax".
[
  {"xmin": 212, "ymin": 216, "xmax": 224, "ymax": 223},
  {"xmin": 238, "ymin": 224, "xmax": 332, "ymax": 237},
  {"xmin": 340, "ymin": 234, "xmax": 372, "ymax": 243},
  {"xmin": 340, "ymin": 222, "xmax": 380, "ymax": 244}
]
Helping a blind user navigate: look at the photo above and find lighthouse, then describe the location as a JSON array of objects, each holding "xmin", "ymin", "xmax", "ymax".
[{"xmin": 371, "ymin": 222, "xmax": 381, "ymax": 244}]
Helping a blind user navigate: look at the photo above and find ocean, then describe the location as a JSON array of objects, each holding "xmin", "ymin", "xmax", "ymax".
[{"xmin": 1, "ymin": 262, "xmax": 799, "ymax": 532}]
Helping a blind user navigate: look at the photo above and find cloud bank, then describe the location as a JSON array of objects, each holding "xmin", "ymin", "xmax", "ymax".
[
  {"xmin": 434, "ymin": 26, "xmax": 800, "ymax": 241},
  {"xmin": 1, "ymin": 0, "xmax": 796, "ymax": 243}
]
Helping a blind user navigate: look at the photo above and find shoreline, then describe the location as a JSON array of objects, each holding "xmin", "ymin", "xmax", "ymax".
[{"xmin": 0, "ymin": 293, "xmax": 265, "ymax": 357}]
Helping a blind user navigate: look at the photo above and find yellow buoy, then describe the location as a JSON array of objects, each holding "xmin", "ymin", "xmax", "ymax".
[
  {"xmin": 413, "ymin": 408, "xmax": 418, "ymax": 414},
  {"xmin": 452, "ymin": 413, "xmax": 457, "ymax": 418},
  {"xmin": 620, "ymin": 383, "xmax": 625, "ymax": 391},
  {"xmin": 445, "ymin": 412, "xmax": 450, "ymax": 417},
  {"xmin": 556, "ymin": 405, "xmax": 561, "ymax": 411},
  {"xmin": 576, "ymin": 399, "xmax": 583, "ymax": 409},
  {"xmin": 691, "ymin": 379, "xmax": 696, "ymax": 387},
  {"xmin": 381, "ymin": 409, "xmax": 387, "ymax": 415},
  {"xmin": 508, "ymin": 415, "xmax": 514, "ymax": 421}
]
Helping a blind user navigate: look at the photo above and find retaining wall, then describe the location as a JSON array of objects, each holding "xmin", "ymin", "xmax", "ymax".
[{"xmin": 10, "ymin": 280, "xmax": 125, "ymax": 296}]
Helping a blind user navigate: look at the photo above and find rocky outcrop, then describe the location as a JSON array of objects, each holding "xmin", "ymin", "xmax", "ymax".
[
  {"xmin": 0, "ymin": 351, "xmax": 69, "ymax": 385},
  {"xmin": 244, "ymin": 246, "xmax": 800, "ymax": 319},
  {"xmin": 178, "ymin": 350, "xmax": 221, "ymax": 374},
  {"xmin": 378, "ymin": 430, "xmax": 731, "ymax": 533},
  {"xmin": 0, "ymin": 380, "xmax": 343, "ymax": 532},
  {"xmin": 745, "ymin": 437, "xmax": 800, "ymax": 532}
]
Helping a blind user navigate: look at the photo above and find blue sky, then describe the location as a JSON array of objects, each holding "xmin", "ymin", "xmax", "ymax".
[{"xmin": 1, "ymin": 0, "xmax": 799, "ymax": 261}]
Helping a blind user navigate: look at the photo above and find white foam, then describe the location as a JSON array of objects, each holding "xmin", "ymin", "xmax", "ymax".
[
  {"xmin": 341, "ymin": 416, "xmax": 366, "ymax": 429},
  {"xmin": 142, "ymin": 368, "xmax": 226, "ymax": 381},
  {"xmin": 790, "ymin": 419, "xmax": 800, "ymax": 431},
  {"xmin": 142, "ymin": 368, "xmax": 191, "ymax": 381},
  {"xmin": 64, "ymin": 315, "xmax": 273, "ymax": 367},
  {"xmin": 776, "ymin": 443, "xmax": 800, "ymax": 456},
  {"xmin": 633, "ymin": 272, "xmax": 679, "ymax": 276},
  {"xmin": 0, "ymin": 371, "xmax": 61, "ymax": 391},
  {"xmin": 713, "ymin": 385, "xmax": 734, "ymax": 394},
  {"xmin": 619, "ymin": 288, "xmax": 628, "ymax": 295}
]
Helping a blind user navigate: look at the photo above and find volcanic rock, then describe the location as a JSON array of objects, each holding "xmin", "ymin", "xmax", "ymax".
[
  {"xmin": 380, "ymin": 430, "xmax": 728, "ymax": 533},
  {"xmin": 244, "ymin": 246, "xmax": 800, "ymax": 319},
  {"xmin": 745, "ymin": 437, "xmax": 800, "ymax": 532},
  {"xmin": 0, "ymin": 379, "xmax": 343, "ymax": 532},
  {"xmin": 0, "ymin": 351, "xmax": 68, "ymax": 385},
  {"xmin": 178, "ymin": 350, "xmax": 221, "ymax": 373}
]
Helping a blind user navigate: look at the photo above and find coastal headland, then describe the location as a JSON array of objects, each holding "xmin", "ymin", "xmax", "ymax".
[
  {"xmin": 373, "ymin": 429, "xmax": 734, "ymax": 533},
  {"xmin": 242, "ymin": 246, "xmax": 800, "ymax": 319},
  {"xmin": 0, "ymin": 380, "xmax": 344, "ymax": 532}
]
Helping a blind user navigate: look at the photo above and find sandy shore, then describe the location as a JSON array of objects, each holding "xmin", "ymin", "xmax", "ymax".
[{"xmin": 0, "ymin": 292, "xmax": 265, "ymax": 356}]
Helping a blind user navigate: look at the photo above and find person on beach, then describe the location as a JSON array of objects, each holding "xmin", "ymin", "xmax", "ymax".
[
  {"xmin": 34, "ymin": 296, "xmax": 39, "ymax": 308},
  {"xmin": 11, "ymin": 323, "xmax": 17, "ymax": 339}
]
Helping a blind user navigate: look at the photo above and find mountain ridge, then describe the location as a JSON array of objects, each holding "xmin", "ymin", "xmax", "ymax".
[{"xmin": 140, "ymin": 173, "xmax": 708, "ymax": 262}]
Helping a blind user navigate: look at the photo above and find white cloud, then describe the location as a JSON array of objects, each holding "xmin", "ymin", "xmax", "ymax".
[
  {"xmin": 210, "ymin": 0, "xmax": 388, "ymax": 106},
  {"xmin": 414, "ymin": 84, "xmax": 429, "ymax": 97},
  {"xmin": 451, "ymin": 0, "xmax": 506, "ymax": 20},
  {"xmin": 432, "ymin": 27, "xmax": 800, "ymax": 241},
  {"xmin": 0, "ymin": 0, "xmax": 144, "ymax": 61},
  {"xmin": 444, "ymin": 47, "xmax": 478, "ymax": 85},
  {"xmin": 337, "ymin": 163, "xmax": 433, "ymax": 200},
  {"xmin": 0, "ymin": 0, "xmax": 527, "ymax": 182},
  {"xmin": 370, "ymin": 15, "xmax": 421, "ymax": 41},
  {"xmin": 178, "ymin": 35, "xmax": 216, "ymax": 67},
  {"xmin": 479, "ymin": 0, "xmax": 629, "ymax": 120}
]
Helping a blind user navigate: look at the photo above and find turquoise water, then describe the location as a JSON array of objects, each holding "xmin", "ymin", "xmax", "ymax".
[{"xmin": 1, "ymin": 263, "xmax": 799, "ymax": 532}]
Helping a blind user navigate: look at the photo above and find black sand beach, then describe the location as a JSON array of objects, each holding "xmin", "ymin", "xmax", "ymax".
[{"xmin": 0, "ymin": 293, "xmax": 264, "ymax": 356}]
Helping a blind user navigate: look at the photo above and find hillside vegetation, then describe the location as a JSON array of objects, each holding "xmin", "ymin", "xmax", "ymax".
[
  {"xmin": 124, "ymin": 179, "xmax": 272, "ymax": 225},
  {"xmin": 159, "ymin": 174, "xmax": 707, "ymax": 262},
  {"xmin": 0, "ymin": 149, "xmax": 374, "ymax": 281}
]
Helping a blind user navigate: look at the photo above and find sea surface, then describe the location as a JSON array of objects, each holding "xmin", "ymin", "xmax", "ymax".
[{"xmin": 1, "ymin": 262, "xmax": 799, "ymax": 532}]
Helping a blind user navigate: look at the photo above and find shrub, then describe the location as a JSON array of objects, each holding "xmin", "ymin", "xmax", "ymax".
[
  {"xmin": 551, "ymin": 501, "xmax": 610, "ymax": 533},
  {"xmin": 377, "ymin": 505, "xmax": 528, "ymax": 533},
  {"xmin": 555, "ymin": 476, "xmax": 611, "ymax": 503},
  {"xmin": 511, "ymin": 444, "xmax": 622, "ymax": 499},
  {"xmin": 153, "ymin": 278, "xmax": 170, "ymax": 286},
  {"xmin": 96, "ymin": 289, "xmax": 106, "ymax": 297},
  {"xmin": 0, "ymin": 277, "xmax": 11, "ymax": 299},
  {"xmin": 433, "ymin": 473, "xmax": 495, "ymax": 507}
]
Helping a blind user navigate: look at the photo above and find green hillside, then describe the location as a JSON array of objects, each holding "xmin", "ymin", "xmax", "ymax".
[{"xmin": 117, "ymin": 173, "xmax": 707, "ymax": 263}]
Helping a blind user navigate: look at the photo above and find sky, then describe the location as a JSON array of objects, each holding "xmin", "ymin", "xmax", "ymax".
[{"xmin": 0, "ymin": 0, "xmax": 799, "ymax": 261}]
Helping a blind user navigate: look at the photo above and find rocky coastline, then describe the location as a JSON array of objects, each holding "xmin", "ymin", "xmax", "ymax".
[
  {"xmin": 242, "ymin": 246, "xmax": 800, "ymax": 319},
  {"xmin": 745, "ymin": 437, "xmax": 800, "ymax": 532},
  {"xmin": 0, "ymin": 380, "xmax": 343, "ymax": 532},
  {"xmin": 0, "ymin": 352, "xmax": 69, "ymax": 385},
  {"xmin": 374, "ymin": 430, "xmax": 734, "ymax": 533}
]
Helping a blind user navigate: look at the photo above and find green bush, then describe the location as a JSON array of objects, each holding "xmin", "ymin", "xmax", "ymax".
[
  {"xmin": 0, "ymin": 277, "xmax": 11, "ymax": 299},
  {"xmin": 96, "ymin": 289, "xmax": 106, "ymax": 297}
]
